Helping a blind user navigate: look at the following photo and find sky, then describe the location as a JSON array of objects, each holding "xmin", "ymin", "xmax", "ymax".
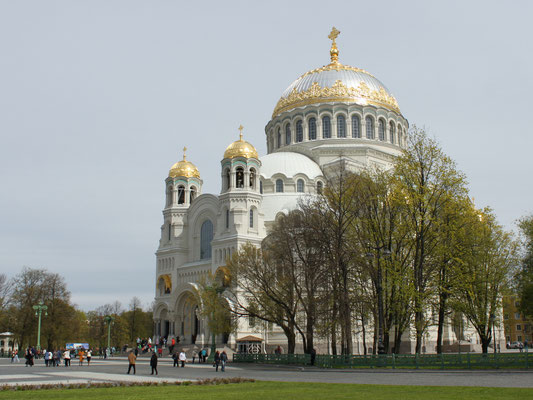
[{"xmin": 1, "ymin": 0, "xmax": 532, "ymax": 311}]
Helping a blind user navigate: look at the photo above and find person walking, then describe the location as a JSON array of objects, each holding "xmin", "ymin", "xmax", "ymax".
[
  {"xmin": 214, "ymin": 350, "xmax": 221, "ymax": 372},
  {"xmin": 63, "ymin": 349, "xmax": 71, "ymax": 367},
  {"xmin": 172, "ymin": 351, "xmax": 179, "ymax": 367},
  {"xmin": 44, "ymin": 349, "xmax": 50, "ymax": 367},
  {"xmin": 78, "ymin": 349, "xmax": 84, "ymax": 366},
  {"xmin": 54, "ymin": 349, "xmax": 61, "ymax": 367},
  {"xmin": 11, "ymin": 350, "xmax": 19, "ymax": 363},
  {"xmin": 150, "ymin": 352, "xmax": 158, "ymax": 375},
  {"xmin": 127, "ymin": 351, "xmax": 136, "ymax": 374},
  {"xmin": 220, "ymin": 351, "xmax": 228, "ymax": 372},
  {"xmin": 86, "ymin": 349, "xmax": 92, "ymax": 366},
  {"xmin": 25, "ymin": 348, "xmax": 34, "ymax": 367},
  {"xmin": 179, "ymin": 350, "xmax": 186, "ymax": 367}
]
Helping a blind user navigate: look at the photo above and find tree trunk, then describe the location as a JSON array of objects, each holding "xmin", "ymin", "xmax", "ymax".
[
  {"xmin": 305, "ymin": 314, "xmax": 315, "ymax": 354},
  {"xmin": 283, "ymin": 326, "xmax": 296, "ymax": 354},
  {"xmin": 436, "ymin": 290, "xmax": 447, "ymax": 354},
  {"xmin": 393, "ymin": 326, "xmax": 402, "ymax": 354},
  {"xmin": 361, "ymin": 310, "xmax": 367, "ymax": 356},
  {"xmin": 415, "ymin": 310, "xmax": 423, "ymax": 354},
  {"xmin": 481, "ymin": 337, "xmax": 489, "ymax": 354}
]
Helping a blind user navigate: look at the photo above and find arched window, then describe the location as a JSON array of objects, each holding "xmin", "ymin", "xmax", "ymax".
[
  {"xmin": 276, "ymin": 179, "xmax": 284, "ymax": 193},
  {"xmin": 260, "ymin": 180, "xmax": 263, "ymax": 194},
  {"xmin": 166, "ymin": 186, "xmax": 173, "ymax": 206},
  {"xmin": 277, "ymin": 128, "xmax": 281, "ymax": 148},
  {"xmin": 225, "ymin": 169, "xmax": 230, "ymax": 190},
  {"xmin": 177, "ymin": 185, "xmax": 185, "ymax": 204},
  {"xmin": 398, "ymin": 125, "xmax": 403, "ymax": 146},
  {"xmin": 337, "ymin": 115, "xmax": 346, "ymax": 138},
  {"xmin": 225, "ymin": 209, "xmax": 229, "ymax": 229},
  {"xmin": 168, "ymin": 223, "xmax": 172, "ymax": 241},
  {"xmin": 200, "ymin": 220, "xmax": 213, "ymax": 260},
  {"xmin": 285, "ymin": 124, "xmax": 291, "ymax": 145},
  {"xmin": 309, "ymin": 118, "xmax": 317, "ymax": 140},
  {"xmin": 316, "ymin": 181, "xmax": 323, "ymax": 195},
  {"xmin": 389, "ymin": 121, "xmax": 395, "ymax": 144},
  {"xmin": 249, "ymin": 208, "xmax": 254, "ymax": 228},
  {"xmin": 322, "ymin": 116, "xmax": 331, "ymax": 138},
  {"xmin": 365, "ymin": 116, "xmax": 374, "ymax": 139},
  {"xmin": 296, "ymin": 120, "xmax": 303, "ymax": 142},
  {"xmin": 236, "ymin": 167, "xmax": 244, "ymax": 188},
  {"xmin": 190, "ymin": 186, "xmax": 197, "ymax": 203},
  {"xmin": 378, "ymin": 119, "xmax": 385, "ymax": 141},
  {"xmin": 297, "ymin": 179, "xmax": 304, "ymax": 193},
  {"xmin": 352, "ymin": 115, "xmax": 361, "ymax": 138},
  {"xmin": 249, "ymin": 168, "xmax": 256, "ymax": 189}
]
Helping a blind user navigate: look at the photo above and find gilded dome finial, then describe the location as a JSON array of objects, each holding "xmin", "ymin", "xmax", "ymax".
[
  {"xmin": 223, "ymin": 125, "xmax": 258, "ymax": 159},
  {"xmin": 328, "ymin": 27, "xmax": 341, "ymax": 65},
  {"xmin": 169, "ymin": 146, "xmax": 200, "ymax": 178}
]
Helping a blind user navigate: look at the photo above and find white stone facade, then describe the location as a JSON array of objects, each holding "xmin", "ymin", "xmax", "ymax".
[{"xmin": 152, "ymin": 36, "xmax": 498, "ymax": 354}]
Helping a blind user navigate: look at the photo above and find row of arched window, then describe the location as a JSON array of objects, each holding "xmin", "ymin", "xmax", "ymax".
[
  {"xmin": 215, "ymin": 246, "xmax": 236, "ymax": 264},
  {"xmin": 166, "ymin": 185, "xmax": 198, "ymax": 206},
  {"xmin": 272, "ymin": 178, "xmax": 323, "ymax": 194},
  {"xmin": 271, "ymin": 114, "xmax": 405, "ymax": 149},
  {"xmin": 223, "ymin": 166, "xmax": 258, "ymax": 191}
]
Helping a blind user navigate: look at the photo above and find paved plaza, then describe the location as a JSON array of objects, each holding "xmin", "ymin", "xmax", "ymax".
[{"xmin": 1, "ymin": 356, "xmax": 532, "ymax": 388}]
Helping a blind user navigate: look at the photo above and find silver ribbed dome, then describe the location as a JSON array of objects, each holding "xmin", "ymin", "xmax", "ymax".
[
  {"xmin": 272, "ymin": 63, "xmax": 401, "ymax": 117},
  {"xmin": 282, "ymin": 67, "xmax": 391, "ymax": 98}
]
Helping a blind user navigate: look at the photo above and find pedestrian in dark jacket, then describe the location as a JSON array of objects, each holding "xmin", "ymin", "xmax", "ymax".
[
  {"xmin": 150, "ymin": 352, "xmax": 158, "ymax": 375},
  {"xmin": 214, "ymin": 351, "xmax": 221, "ymax": 372},
  {"xmin": 220, "ymin": 351, "xmax": 228, "ymax": 372}
]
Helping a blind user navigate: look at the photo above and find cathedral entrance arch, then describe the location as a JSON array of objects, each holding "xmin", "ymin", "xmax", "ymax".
[
  {"xmin": 175, "ymin": 291, "xmax": 200, "ymax": 345},
  {"xmin": 153, "ymin": 303, "xmax": 171, "ymax": 341}
]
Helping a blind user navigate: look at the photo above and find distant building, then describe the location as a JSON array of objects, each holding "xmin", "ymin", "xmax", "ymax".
[
  {"xmin": 503, "ymin": 295, "xmax": 531, "ymax": 344},
  {"xmin": 0, "ymin": 332, "xmax": 17, "ymax": 355}
]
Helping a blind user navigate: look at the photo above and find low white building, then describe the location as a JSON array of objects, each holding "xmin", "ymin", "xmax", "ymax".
[{"xmin": 0, "ymin": 332, "xmax": 17, "ymax": 355}]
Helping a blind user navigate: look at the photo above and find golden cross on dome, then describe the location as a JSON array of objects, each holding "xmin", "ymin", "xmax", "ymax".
[
  {"xmin": 183, "ymin": 146, "xmax": 187, "ymax": 160},
  {"xmin": 238, "ymin": 124, "xmax": 244, "ymax": 140},
  {"xmin": 328, "ymin": 27, "xmax": 341, "ymax": 64},
  {"xmin": 328, "ymin": 27, "xmax": 340, "ymax": 43}
]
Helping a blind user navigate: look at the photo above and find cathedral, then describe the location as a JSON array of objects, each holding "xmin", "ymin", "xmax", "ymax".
[{"xmin": 153, "ymin": 29, "xmax": 476, "ymax": 354}]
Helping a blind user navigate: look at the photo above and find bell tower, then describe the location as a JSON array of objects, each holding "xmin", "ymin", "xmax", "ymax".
[
  {"xmin": 212, "ymin": 126, "xmax": 265, "ymax": 262},
  {"xmin": 160, "ymin": 147, "xmax": 203, "ymax": 247}
]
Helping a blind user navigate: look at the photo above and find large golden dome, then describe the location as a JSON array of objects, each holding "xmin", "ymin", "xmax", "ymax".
[
  {"xmin": 272, "ymin": 27, "xmax": 400, "ymax": 117},
  {"xmin": 169, "ymin": 147, "xmax": 200, "ymax": 178},
  {"xmin": 223, "ymin": 126, "xmax": 258, "ymax": 159}
]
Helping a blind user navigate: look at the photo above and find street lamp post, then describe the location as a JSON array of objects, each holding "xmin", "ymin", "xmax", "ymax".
[
  {"xmin": 32, "ymin": 301, "xmax": 48, "ymax": 350},
  {"xmin": 104, "ymin": 315, "xmax": 115, "ymax": 354},
  {"xmin": 366, "ymin": 246, "xmax": 391, "ymax": 355}
]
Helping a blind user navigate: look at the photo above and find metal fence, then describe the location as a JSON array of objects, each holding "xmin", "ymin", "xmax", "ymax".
[{"xmin": 233, "ymin": 352, "xmax": 530, "ymax": 369}]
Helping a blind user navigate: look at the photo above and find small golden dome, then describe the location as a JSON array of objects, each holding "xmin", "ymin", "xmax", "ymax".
[
  {"xmin": 169, "ymin": 147, "xmax": 200, "ymax": 178},
  {"xmin": 223, "ymin": 125, "xmax": 258, "ymax": 159}
]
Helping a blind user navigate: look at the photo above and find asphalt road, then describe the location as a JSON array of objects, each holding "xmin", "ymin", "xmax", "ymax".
[{"xmin": 1, "ymin": 356, "xmax": 532, "ymax": 388}]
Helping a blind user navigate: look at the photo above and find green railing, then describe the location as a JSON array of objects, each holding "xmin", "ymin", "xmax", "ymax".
[{"xmin": 233, "ymin": 352, "xmax": 530, "ymax": 369}]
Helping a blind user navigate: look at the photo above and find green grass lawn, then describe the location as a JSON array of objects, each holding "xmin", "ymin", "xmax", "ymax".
[{"xmin": 0, "ymin": 382, "xmax": 531, "ymax": 400}]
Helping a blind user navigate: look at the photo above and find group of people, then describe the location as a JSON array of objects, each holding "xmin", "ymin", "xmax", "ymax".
[
  {"xmin": 135, "ymin": 337, "xmax": 154, "ymax": 354},
  {"xmin": 20, "ymin": 347, "xmax": 92, "ymax": 367},
  {"xmin": 126, "ymin": 348, "xmax": 230, "ymax": 374},
  {"xmin": 213, "ymin": 350, "xmax": 228, "ymax": 372},
  {"xmin": 126, "ymin": 350, "xmax": 166, "ymax": 375}
]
